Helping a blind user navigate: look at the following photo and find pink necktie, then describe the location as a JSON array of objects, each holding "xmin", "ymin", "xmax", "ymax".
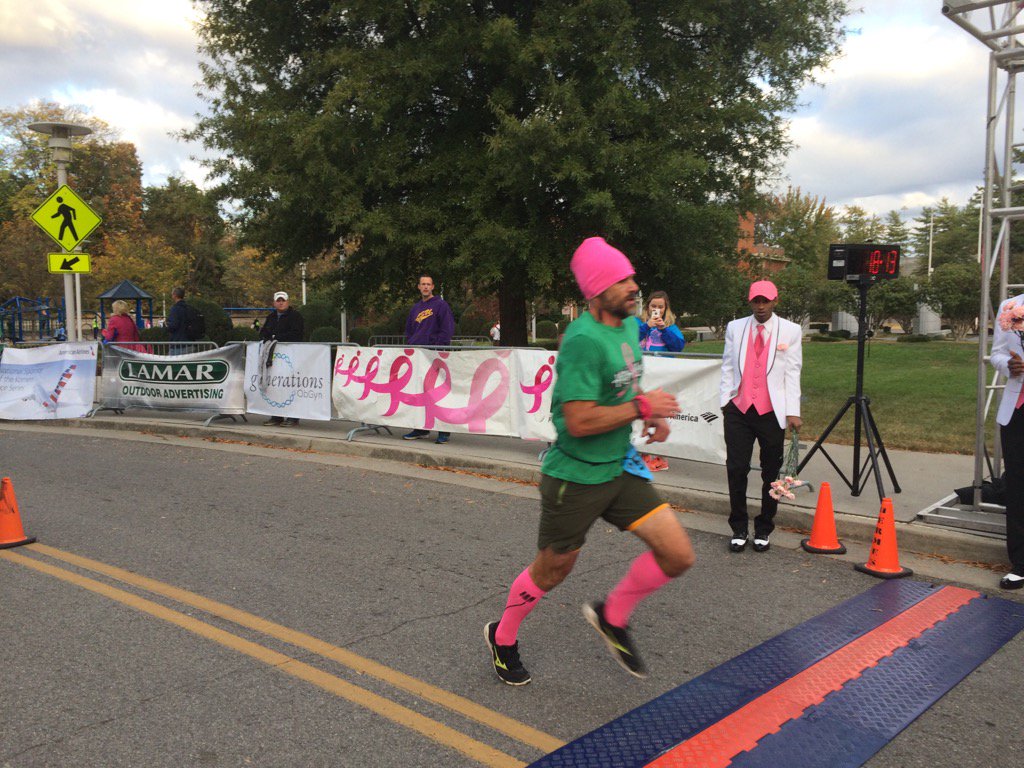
[
  {"xmin": 755, "ymin": 325, "xmax": 766, "ymax": 357},
  {"xmin": 1016, "ymin": 385, "xmax": 1024, "ymax": 410}
]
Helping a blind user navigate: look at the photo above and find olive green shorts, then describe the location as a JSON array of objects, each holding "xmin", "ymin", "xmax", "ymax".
[{"xmin": 537, "ymin": 472, "xmax": 668, "ymax": 554}]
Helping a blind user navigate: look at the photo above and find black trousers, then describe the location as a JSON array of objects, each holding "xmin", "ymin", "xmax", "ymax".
[
  {"xmin": 724, "ymin": 401, "xmax": 785, "ymax": 539},
  {"xmin": 1000, "ymin": 406, "xmax": 1024, "ymax": 572}
]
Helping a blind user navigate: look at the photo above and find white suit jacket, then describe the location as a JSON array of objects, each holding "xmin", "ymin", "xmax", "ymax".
[
  {"xmin": 719, "ymin": 313, "xmax": 803, "ymax": 429},
  {"xmin": 990, "ymin": 294, "xmax": 1024, "ymax": 426}
]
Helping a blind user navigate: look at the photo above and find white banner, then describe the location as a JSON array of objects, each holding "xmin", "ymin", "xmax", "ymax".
[
  {"xmin": 332, "ymin": 346, "xmax": 726, "ymax": 463},
  {"xmin": 333, "ymin": 346, "xmax": 515, "ymax": 435},
  {"xmin": 0, "ymin": 343, "xmax": 98, "ymax": 420},
  {"xmin": 635, "ymin": 355, "xmax": 726, "ymax": 464},
  {"xmin": 98, "ymin": 344, "xmax": 246, "ymax": 414},
  {"xmin": 244, "ymin": 342, "xmax": 332, "ymax": 420}
]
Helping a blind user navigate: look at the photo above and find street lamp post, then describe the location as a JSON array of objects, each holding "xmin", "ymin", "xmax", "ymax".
[
  {"xmin": 339, "ymin": 247, "xmax": 347, "ymax": 343},
  {"xmin": 27, "ymin": 121, "xmax": 93, "ymax": 342},
  {"xmin": 928, "ymin": 212, "xmax": 935, "ymax": 276}
]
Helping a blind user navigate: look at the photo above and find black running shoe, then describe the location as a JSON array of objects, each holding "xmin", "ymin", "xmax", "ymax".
[
  {"xmin": 583, "ymin": 602, "xmax": 647, "ymax": 678},
  {"xmin": 484, "ymin": 621, "xmax": 531, "ymax": 685}
]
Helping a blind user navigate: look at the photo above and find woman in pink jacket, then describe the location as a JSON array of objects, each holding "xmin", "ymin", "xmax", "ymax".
[{"xmin": 101, "ymin": 300, "xmax": 148, "ymax": 352}]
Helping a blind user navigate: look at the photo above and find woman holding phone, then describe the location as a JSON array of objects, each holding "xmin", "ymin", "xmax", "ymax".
[
  {"xmin": 638, "ymin": 291, "xmax": 685, "ymax": 353},
  {"xmin": 636, "ymin": 291, "xmax": 685, "ymax": 471}
]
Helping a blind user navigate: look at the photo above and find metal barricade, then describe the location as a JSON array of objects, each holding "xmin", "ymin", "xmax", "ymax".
[
  {"xmin": 367, "ymin": 335, "xmax": 490, "ymax": 347},
  {"xmin": 106, "ymin": 340, "xmax": 219, "ymax": 356},
  {"xmin": 6, "ymin": 340, "xmax": 78, "ymax": 348},
  {"xmin": 642, "ymin": 349, "xmax": 721, "ymax": 360}
]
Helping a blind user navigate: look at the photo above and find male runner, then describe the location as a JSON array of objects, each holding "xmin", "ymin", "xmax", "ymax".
[{"xmin": 485, "ymin": 237, "xmax": 696, "ymax": 685}]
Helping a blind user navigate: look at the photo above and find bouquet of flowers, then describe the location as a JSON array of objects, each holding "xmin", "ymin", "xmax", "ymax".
[
  {"xmin": 998, "ymin": 303, "xmax": 1024, "ymax": 349},
  {"xmin": 769, "ymin": 475, "xmax": 806, "ymax": 500},
  {"xmin": 769, "ymin": 427, "xmax": 814, "ymax": 501}
]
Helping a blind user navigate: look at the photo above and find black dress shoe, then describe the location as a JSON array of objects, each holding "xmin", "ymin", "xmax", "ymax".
[
  {"xmin": 999, "ymin": 572, "xmax": 1024, "ymax": 590},
  {"xmin": 729, "ymin": 537, "xmax": 748, "ymax": 553},
  {"xmin": 752, "ymin": 537, "xmax": 771, "ymax": 553}
]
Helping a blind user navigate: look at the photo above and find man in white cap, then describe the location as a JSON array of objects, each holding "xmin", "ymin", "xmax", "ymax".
[
  {"xmin": 484, "ymin": 237, "xmax": 695, "ymax": 686},
  {"xmin": 260, "ymin": 291, "xmax": 305, "ymax": 426},
  {"xmin": 719, "ymin": 279, "xmax": 803, "ymax": 553}
]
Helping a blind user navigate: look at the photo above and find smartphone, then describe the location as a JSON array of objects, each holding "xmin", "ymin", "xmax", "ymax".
[{"xmin": 650, "ymin": 307, "xmax": 661, "ymax": 320}]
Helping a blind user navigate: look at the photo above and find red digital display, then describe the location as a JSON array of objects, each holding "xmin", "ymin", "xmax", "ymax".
[
  {"xmin": 828, "ymin": 244, "xmax": 901, "ymax": 282},
  {"xmin": 864, "ymin": 249, "xmax": 899, "ymax": 276}
]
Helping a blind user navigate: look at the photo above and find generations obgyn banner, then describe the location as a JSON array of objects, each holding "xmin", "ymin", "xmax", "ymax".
[
  {"xmin": 331, "ymin": 346, "xmax": 726, "ymax": 464},
  {"xmin": 0, "ymin": 343, "xmax": 98, "ymax": 420},
  {"xmin": 243, "ymin": 342, "xmax": 332, "ymax": 421},
  {"xmin": 97, "ymin": 343, "xmax": 246, "ymax": 414}
]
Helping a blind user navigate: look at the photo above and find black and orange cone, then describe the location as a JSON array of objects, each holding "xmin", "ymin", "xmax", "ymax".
[
  {"xmin": 801, "ymin": 482, "xmax": 846, "ymax": 554},
  {"xmin": 854, "ymin": 498, "xmax": 911, "ymax": 579},
  {"xmin": 0, "ymin": 477, "xmax": 36, "ymax": 549}
]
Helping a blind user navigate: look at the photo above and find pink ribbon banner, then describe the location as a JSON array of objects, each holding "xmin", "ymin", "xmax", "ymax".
[
  {"xmin": 332, "ymin": 347, "xmax": 556, "ymax": 439},
  {"xmin": 331, "ymin": 347, "xmax": 724, "ymax": 461}
]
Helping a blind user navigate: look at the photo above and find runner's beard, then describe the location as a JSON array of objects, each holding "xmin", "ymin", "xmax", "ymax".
[{"xmin": 609, "ymin": 296, "xmax": 636, "ymax": 319}]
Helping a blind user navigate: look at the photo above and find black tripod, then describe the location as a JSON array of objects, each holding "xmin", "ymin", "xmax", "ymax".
[{"xmin": 797, "ymin": 276, "xmax": 901, "ymax": 501}]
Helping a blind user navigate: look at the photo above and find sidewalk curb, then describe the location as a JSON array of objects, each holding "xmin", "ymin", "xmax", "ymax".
[{"xmin": 34, "ymin": 417, "xmax": 1011, "ymax": 569}]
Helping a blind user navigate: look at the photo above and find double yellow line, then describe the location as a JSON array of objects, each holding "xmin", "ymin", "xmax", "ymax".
[{"xmin": 1, "ymin": 544, "xmax": 564, "ymax": 767}]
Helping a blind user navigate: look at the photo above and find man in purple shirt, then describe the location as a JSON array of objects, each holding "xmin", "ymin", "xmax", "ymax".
[{"xmin": 403, "ymin": 273, "xmax": 455, "ymax": 443}]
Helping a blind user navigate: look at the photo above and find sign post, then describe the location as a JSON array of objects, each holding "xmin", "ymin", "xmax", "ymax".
[{"xmin": 27, "ymin": 122, "xmax": 95, "ymax": 342}]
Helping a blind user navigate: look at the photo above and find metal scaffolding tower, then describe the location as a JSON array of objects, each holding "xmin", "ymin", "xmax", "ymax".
[{"xmin": 920, "ymin": 2, "xmax": 1024, "ymax": 534}]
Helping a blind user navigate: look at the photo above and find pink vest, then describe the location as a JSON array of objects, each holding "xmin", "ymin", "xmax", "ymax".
[{"xmin": 732, "ymin": 323, "xmax": 773, "ymax": 415}]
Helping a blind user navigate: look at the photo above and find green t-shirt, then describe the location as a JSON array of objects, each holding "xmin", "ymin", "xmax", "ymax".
[{"xmin": 541, "ymin": 312, "xmax": 644, "ymax": 484}]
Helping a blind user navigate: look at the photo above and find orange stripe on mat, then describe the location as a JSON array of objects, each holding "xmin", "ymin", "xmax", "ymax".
[{"xmin": 646, "ymin": 586, "xmax": 979, "ymax": 768}]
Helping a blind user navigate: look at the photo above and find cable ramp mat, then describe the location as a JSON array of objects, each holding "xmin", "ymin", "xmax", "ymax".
[{"xmin": 528, "ymin": 580, "xmax": 1024, "ymax": 768}]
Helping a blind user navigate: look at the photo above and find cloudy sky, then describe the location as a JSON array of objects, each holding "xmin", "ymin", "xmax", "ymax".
[{"xmin": 0, "ymin": 1, "xmax": 1005, "ymax": 220}]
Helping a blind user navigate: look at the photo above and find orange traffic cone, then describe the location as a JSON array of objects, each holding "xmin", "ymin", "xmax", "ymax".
[
  {"xmin": 0, "ymin": 477, "xmax": 36, "ymax": 550},
  {"xmin": 801, "ymin": 482, "xmax": 846, "ymax": 554},
  {"xmin": 854, "ymin": 497, "xmax": 911, "ymax": 579}
]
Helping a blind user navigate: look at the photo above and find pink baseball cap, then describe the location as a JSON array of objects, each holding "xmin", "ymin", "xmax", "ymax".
[
  {"xmin": 748, "ymin": 280, "xmax": 778, "ymax": 301},
  {"xmin": 570, "ymin": 237, "xmax": 635, "ymax": 300}
]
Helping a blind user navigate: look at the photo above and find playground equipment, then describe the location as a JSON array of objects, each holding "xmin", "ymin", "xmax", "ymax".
[{"xmin": 0, "ymin": 297, "xmax": 59, "ymax": 342}]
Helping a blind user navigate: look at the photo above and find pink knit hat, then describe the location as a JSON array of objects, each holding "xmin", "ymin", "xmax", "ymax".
[{"xmin": 570, "ymin": 237, "xmax": 635, "ymax": 300}]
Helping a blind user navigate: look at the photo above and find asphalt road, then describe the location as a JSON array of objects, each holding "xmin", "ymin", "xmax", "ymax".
[{"xmin": 1, "ymin": 428, "xmax": 1022, "ymax": 767}]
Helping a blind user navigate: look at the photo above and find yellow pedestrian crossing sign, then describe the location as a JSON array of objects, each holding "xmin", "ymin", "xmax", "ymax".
[
  {"xmin": 31, "ymin": 185, "xmax": 102, "ymax": 251},
  {"xmin": 47, "ymin": 253, "xmax": 91, "ymax": 274}
]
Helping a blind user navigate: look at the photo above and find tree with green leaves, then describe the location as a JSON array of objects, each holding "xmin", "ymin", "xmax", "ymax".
[
  {"xmin": 910, "ymin": 197, "xmax": 980, "ymax": 272},
  {"xmin": 755, "ymin": 186, "xmax": 839, "ymax": 269},
  {"xmin": 924, "ymin": 261, "xmax": 981, "ymax": 339},
  {"xmin": 867, "ymin": 276, "xmax": 921, "ymax": 335},
  {"xmin": 839, "ymin": 205, "xmax": 884, "ymax": 243},
  {"xmin": 882, "ymin": 209, "xmax": 909, "ymax": 242},
  {"xmin": 773, "ymin": 265, "xmax": 814, "ymax": 328},
  {"xmin": 189, "ymin": 0, "xmax": 848, "ymax": 345},
  {"xmin": 143, "ymin": 177, "xmax": 227, "ymax": 301}
]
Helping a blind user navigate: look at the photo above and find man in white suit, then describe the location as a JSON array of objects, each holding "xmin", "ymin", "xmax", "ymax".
[
  {"xmin": 719, "ymin": 280, "xmax": 803, "ymax": 553},
  {"xmin": 989, "ymin": 294, "xmax": 1024, "ymax": 590}
]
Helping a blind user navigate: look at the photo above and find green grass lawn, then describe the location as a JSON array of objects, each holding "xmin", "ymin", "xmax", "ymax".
[{"xmin": 686, "ymin": 338, "xmax": 987, "ymax": 454}]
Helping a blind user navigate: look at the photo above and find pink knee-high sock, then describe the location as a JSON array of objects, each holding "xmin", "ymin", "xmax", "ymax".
[
  {"xmin": 604, "ymin": 550, "xmax": 672, "ymax": 628},
  {"xmin": 495, "ymin": 567, "xmax": 547, "ymax": 645}
]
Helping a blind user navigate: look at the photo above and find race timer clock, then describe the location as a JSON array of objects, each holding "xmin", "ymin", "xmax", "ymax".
[{"xmin": 827, "ymin": 243, "xmax": 901, "ymax": 282}]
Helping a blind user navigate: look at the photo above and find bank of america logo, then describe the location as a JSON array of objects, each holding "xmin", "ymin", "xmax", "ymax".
[{"xmin": 701, "ymin": 411, "xmax": 719, "ymax": 423}]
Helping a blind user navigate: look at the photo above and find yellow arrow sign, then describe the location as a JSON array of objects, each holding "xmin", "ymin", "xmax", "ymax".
[
  {"xmin": 31, "ymin": 185, "xmax": 102, "ymax": 251},
  {"xmin": 47, "ymin": 253, "xmax": 91, "ymax": 274}
]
